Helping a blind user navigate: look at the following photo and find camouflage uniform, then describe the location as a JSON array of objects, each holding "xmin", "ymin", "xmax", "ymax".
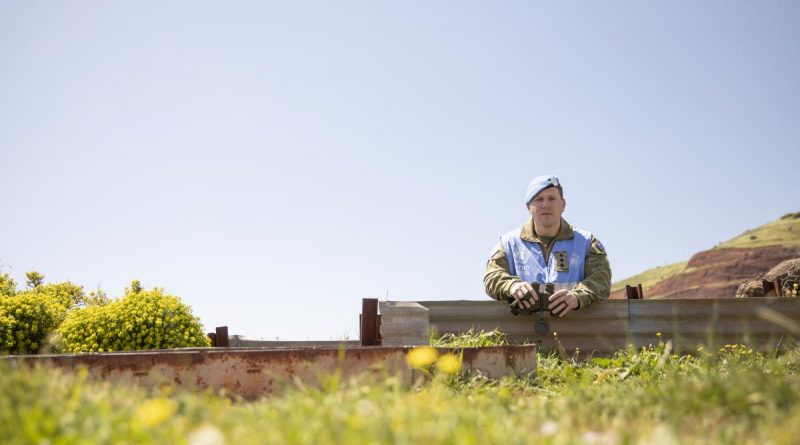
[{"xmin": 484, "ymin": 218, "xmax": 611, "ymax": 309}]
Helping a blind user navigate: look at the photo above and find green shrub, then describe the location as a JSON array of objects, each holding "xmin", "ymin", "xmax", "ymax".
[
  {"xmin": 0, "ymin": 271, "xmax": 86, "ymax": 354},
  {"xmin": 30, "ymin": 281, "xmax": 86, "ymax": 310},
  {"xmin": 0, "ymin": 292, "xmax": 67, "ymax": 354},
  {"xmin": 0, "ymin": 272, "xmax": 15, "ymax": 297},
  {"xmin": 25, "ymin": 270, "xmax": 44, "ymax": 289},
  {"xmin": 58, "ymin": 282, "xmax": 210, "ymax": 352}
]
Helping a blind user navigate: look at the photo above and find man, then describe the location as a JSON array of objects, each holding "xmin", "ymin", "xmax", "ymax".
[{"xmin": 484, "ymin": 175, "xmax": 611, "ymax": 317}]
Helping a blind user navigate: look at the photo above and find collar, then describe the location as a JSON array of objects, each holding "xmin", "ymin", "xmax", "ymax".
[{"xmin": 520, "ymin": 217, "xmax": 574, "ymax": 243}]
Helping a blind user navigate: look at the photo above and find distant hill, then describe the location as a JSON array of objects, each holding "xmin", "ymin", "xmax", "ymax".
[{"xmin": 610, "ymin": 212, "xmax": 800, "ymax": 299}]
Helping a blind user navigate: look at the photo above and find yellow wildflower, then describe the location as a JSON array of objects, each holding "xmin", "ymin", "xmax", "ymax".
[
  {"xmin": 436, "ymin": 353, "xmax": 462, "ymax": 374},
  {"xmin": 406, "ymin": 346, "xmax": 438, "ymax": 368},
  {"xmin": 134, "ymin": 398, "xmax": 177, "ymax": 427}
]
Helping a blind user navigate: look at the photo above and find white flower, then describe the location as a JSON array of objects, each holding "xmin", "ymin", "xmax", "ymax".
[
  {"xmin": 188, "ymin": 424, "xmax": 225, "ymax": 445},
  {"xmin": 540, "ymin": 420, "xmax": 559, "ymax": 436}
]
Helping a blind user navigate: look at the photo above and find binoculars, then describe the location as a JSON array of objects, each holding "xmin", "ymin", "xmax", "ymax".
[{"xmin": 508, "ymin": 282, "xmax": 555, "ymax": 335}]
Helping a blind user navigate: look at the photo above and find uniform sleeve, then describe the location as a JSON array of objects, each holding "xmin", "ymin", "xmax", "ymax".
[
  {"xmin": 572, "ymin": 236, "xmax": 612, "ymax": 309},
  {"xmin": 483, "ymin": 241, "xmax": 523, "ymax": 301}
]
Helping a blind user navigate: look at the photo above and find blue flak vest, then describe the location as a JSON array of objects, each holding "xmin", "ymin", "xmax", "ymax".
[{"xmin": 500, "ymin": 226, "xmax": 592, "ymax": 291}]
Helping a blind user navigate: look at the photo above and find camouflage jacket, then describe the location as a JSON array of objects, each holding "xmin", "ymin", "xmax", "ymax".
[{"xmin": 484, "ymin": 218, "xmax": 611, "ymax": 309}]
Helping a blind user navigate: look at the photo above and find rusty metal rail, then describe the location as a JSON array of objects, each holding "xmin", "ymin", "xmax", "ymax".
[{"xmin": 1, "ymin": 345, "xmax": 537, "ymax": 399}]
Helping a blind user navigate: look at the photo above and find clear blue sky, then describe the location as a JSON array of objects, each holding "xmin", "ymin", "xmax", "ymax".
[{"xmin": 2, "ymin": 2, "xmax": 798, "ymax": 339}]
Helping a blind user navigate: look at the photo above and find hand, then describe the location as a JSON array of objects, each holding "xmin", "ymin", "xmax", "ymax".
[
  {"xmin": 510, "ymin": 282, "xmax": 538, "ymax": 309},
  {"xmin": 547, "ymin": 289, "xmax": 579, "ymax": 317}
]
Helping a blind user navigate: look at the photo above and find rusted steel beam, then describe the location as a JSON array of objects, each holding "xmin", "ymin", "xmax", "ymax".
[
  {"xmin": 215, "ymin": 326, "xmax": 229, "ymax": 347},
  {"xmin": 625, "ymin": 285, "xmax": 642, "ymax": 300},
  {"xmin": 762, "ymin": 280, "xmax": 775, "ymax": 296},
  {"xmin": 2, "ymin": 345, "xmax": 537, "ymax": 399},
  {"xmin": 227, "ymin": 337, "xmax": 359, "ymax": 348},
  {"xmin": 360, "ymin": 298, "xmax": 379, "ymax": 346}
]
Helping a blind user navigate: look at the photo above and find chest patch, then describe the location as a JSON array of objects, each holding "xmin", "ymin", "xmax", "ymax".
[{"xmin": 554, "ymin": 251, "xmax": 569, "ymax": 272}]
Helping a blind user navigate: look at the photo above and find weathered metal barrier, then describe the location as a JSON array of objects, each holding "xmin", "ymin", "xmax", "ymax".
[
  {"xmin": 370, "ymin": 298, "xmax": 800, "ymax": 354},
  {"xmin": 2, "ymin": 345, "xmax": 537, "ymax": 399},
  {"xmin": 10, "ymin": 297, "xmax": 794, "ymax": 399}
]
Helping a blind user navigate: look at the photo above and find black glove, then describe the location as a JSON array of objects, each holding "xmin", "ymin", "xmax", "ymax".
[{"xmin": 507, "ymin": 292, "xmax": 534, "ymax": 316}]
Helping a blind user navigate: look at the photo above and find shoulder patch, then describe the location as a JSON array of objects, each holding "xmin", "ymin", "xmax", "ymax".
[
  {"xmin": 490, "ymin": 246, "xmax": 505, "ymax": 261},
  {"xmin": 592, "ymin": 238, "xmax": 606, "ymax": 255}
]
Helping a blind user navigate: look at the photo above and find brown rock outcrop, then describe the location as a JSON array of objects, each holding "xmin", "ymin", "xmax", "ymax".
[
  {"xmin": 735, "ymin": 258, "xmax": 800, "ymax": 298},
  {"xmin": 611, "ymin": 246, "xmax": 800, "ymax": 300}
]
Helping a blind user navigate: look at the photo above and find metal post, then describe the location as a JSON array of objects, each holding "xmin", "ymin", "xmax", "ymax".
[
  {"xmin": 774, "ymin": 279, "xmax": 783, "ymax": 297},
  {"xmin": 762, "ymin": 280, "xmax": 774, "ymax": 297},
  {"xmin": 625, "ymin": 285, "xmax": 643, "ymax": 300},
  {"xmin": 360, "ymin": 298, "xmax": 379, "ymax": 346},
  {"xmin": 215, "ymin": 326, "xmax": 229, "ymax": 347}
]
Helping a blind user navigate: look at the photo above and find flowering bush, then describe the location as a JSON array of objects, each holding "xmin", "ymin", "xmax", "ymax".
[
  {"xmin": 57, "ymin": 282, "xmax": 210, "ymax": 352},
  {"xmin": 0, "ymin": 272, "xmax": 16, "ymax": 297},
  {"xmin": 30, "ymin": 281, "xmax": 86, "ymax": 310},
  {"xmin": 0, "ymin": 271, "xmax": 86, "ymax": 354},
  {"xmin": 0, "ymin": 271, "xmax": 209, "ymax": 354},
  {"xmin": 0, "ymin": 291, "xmax": 68, "ymax": 354}
]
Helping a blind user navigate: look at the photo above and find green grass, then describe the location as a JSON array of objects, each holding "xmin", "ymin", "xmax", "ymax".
[
  {"xmin": 610, "ymin": 260, "xmax": 688, "ymax": 294},
  {"xmin": 3, "ymin": 337, "xmax": 800, "ymax": 444},
  {"xmin": 430, "ymin": 328, "xmax": 509, "ymax": 347},
  {"xmin": 717, "ymin": 215, "xmax": 800, "ymax": 249}
]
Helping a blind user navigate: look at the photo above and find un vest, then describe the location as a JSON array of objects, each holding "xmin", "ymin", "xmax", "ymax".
[{"xmin": 501, "ymin": 226, "xmax": 592, "ymax": 290}]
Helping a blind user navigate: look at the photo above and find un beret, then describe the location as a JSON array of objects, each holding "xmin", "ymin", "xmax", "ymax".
[{"xmin": 525, "ymin": 175, "xmax": 560, "ymax": 204}]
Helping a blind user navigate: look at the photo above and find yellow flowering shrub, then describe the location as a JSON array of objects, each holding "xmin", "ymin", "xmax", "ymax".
[
  {"xmin": 0, "ymin": 272, "xmax": 90, "ymax": 354},
  {"xmin": 0, "ymin": 292, "xmax": 68, "ymax": 354},
  {"xmin": 31, "ymin": 281, "xmax": 86, "ymax": 309},
  {"xmin": 58, "ymin": 282, "xmax": 210, "ymax": 352},
  {"xmin": 0, "ymin": 272, "xmax": 16, "ymax": 297}
]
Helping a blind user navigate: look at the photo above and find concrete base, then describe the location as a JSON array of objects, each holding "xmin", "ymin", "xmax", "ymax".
[{"xmin": 379, "ymin": 301, "xmax": 429, "ymax": 346}]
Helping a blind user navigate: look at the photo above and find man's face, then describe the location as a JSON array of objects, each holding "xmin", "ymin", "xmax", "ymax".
[{"xmin": 527, "ymin": 187, "xmax": 565, "ymax": 230}]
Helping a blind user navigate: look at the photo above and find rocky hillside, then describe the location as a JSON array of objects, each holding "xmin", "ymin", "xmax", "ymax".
[{"xmin": 610, "ymin": 212, "xmax": 800, "ymax": 299}]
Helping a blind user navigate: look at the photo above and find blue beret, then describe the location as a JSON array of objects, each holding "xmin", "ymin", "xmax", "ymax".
[{"xmin": 525, "ymin": 175, "xmax": 560, "ymax": 204}]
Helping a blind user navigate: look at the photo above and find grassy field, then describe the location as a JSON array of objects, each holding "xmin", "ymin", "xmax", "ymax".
[
  {"xmin": 610, "ymin": 260, "xmax": 689, "ymax": 294},
  {"xmin": 717, "ymin": 214, "xmax": 800, "ymax": 249},
  {"xmin": 3, "ymin": 334, "xmax": 800, "ymax": 445}
]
